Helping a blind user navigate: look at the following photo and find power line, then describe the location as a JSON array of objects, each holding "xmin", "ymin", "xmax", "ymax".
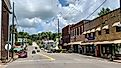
[
  {"xmin": 61, "ymin": 0, "xmax": 107, "ymax": 21},
  {"xmin": 85, "ymin": 0, "xmax": 107, "ymax": 19}
]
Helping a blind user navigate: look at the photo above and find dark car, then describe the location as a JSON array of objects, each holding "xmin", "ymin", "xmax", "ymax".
[
  {"xmin": 32, "ymin": 50, "xmax": 36, "ymax": 54},
  {"xmin": 18, "ymin": 51, "xmax": 27, "ymax": 58},
  {"xmin": 35, "ymin": 47, "xmax": 38, "ymax": 49},
  {"xmin": 37, "ymin": 50, "xmax": 40, "ymax": 52}
]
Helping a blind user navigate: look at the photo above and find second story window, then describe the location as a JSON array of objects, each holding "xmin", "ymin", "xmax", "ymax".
[
  {"xmin": 88, "ymin": 33, "xmax": 91, "ymax": 37},
  {"xmin": 91, "ymin": 32, "xmax": 95, "ymax": 37},
  {"xmin": 85, "ymin": 34, "xmax": 87, "ymax": 38},
  {"xmin": 105, "ymin": 29, "xmax": 109, "ymax": 34},
  {"xmin": 116, "ymin": 27, "xmax": 121, "ymax": 32},
  {"xmin": 98, "ymin": 31, "xmax": 101, "ymax": 35},
  {"xmin": 77, "ymin": 28, "xmax": 79, "ymax": 35}
]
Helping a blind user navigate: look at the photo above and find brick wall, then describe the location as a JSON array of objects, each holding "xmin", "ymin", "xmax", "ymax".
[
  {"xmin": 95, "ymin": 8, "xmax": 121, "ymax": 41},
  {"xmin": 1, "ymin": 2, "xmax": 9, "ymax": 60},
  {"xmin": 62, "ymin": 25, "xmax": 71, "ymax": 44},
  {"xmin": 70, "ymin": 20, "xmax": 89, "ymax": 42}
]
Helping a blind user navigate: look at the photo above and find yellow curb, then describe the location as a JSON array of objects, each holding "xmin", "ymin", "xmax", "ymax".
[{"xmin": 39, "ymin": 53, "xmax": 55, "ymax": 61}]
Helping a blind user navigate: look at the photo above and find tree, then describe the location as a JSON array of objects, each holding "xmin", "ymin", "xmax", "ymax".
[{"xmin": 98, "ymin": 8, "xmax": 110, "ymax": 16}]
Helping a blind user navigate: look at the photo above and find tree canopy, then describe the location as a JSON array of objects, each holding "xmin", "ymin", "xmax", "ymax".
[{"xmin": 98, "ymin": 8, "xmax": 110, "ymax": 16}]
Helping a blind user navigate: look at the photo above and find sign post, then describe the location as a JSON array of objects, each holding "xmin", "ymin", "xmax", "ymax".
[{"xmin": 5, "ymin": 43, "xmax": 12, "ymax": 60}]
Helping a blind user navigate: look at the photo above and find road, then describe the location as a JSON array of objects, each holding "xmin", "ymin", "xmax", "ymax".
[{"xmin": 5, "ymin": 46, "xmax": 121, "ymax": 68}]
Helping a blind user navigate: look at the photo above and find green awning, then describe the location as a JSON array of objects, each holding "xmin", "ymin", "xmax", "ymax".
[{"xmin": 13, "ymin": 48, "xmax": 23, "ymax": 52}]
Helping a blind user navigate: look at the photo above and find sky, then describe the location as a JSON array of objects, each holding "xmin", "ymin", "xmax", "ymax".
[{"xmin": 10, "ymin": 0, "xmax": 120, "ymax": 34}]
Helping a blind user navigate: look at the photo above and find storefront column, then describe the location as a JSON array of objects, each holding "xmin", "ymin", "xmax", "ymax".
[
  {"xmin": 84, "ymin": 46, "xmax": 86, "ymax": 54},
  {"xmin": 109, "ymin": 44, "xmax": 114, "ymax": 61}
]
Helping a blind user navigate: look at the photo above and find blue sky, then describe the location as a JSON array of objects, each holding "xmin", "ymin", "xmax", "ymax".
[
  {"xmin": 58, "ymin": 0, "xmax": 69, "ymax": 6},
  {"xmin": 11, "ymin": 0, "xmax": 120, "ymax": 34}
]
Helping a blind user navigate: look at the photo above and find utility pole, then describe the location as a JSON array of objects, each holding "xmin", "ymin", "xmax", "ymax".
[
  {"xmin": 22, "ymin": 30, "xmax": 24, "ymax": 47},
  {"xmin": 11, "ymin": 2, "xmax": 15, "ymax": 58},
  {"xmin": 57, "ymin": 18, "xmax": 60, "ymax": 48}
]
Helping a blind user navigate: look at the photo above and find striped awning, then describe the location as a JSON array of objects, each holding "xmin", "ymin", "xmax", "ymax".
[
  {"xmin": 80, "ymin": 42, "xmax": 94, "ymax": 45},
  {"xmin": 102, "ymin": 25, "xmax": 109, "ymax": 29},
  {"xmin": 86, "ymin": 30, "xmax": 91, "ymax": 33},
  {"xmin": 68, "ymin": 41, "xmax": 82, "ymax": 45},
  {"xmin": 96, "ymin": 27, "xmax": 101, "ymax": 31},
  {"xmin": 82, "ymin": 31, "xmax": 87, "ymax": 34},
  {"xmin": 112, "ymin": 22, "xmax": 121, "ymax": 27},
  {"xmin": 90, "ymin": 29, "xmax": 95, "ymax": 32}
]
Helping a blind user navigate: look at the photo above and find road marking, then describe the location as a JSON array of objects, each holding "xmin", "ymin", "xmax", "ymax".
[{"xmin": 39, "ymin": 53, "xmax": 55, "ymax": 61}]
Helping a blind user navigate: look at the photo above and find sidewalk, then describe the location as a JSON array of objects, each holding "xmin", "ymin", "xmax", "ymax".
[
  {"xmin": 76, "ymin": 53, "xmax": 121, "ymax": 63},
  {"xmin": 113, "ymin": 60, "xmax": 121, "ymax": 63},
  {"xmin": 0, "ymin": 61, "xmax": 5, "ymax": 68}
]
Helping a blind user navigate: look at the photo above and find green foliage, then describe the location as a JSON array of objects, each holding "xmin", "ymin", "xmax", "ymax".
[
  {"xmin": 38, "ymin": 32, "xmax": 61, "ymax": 41},
  {"xmin": 98, "ymin": 8, "xmax": 110, "ymax": 16},
  {"xmin": 17, "ymin": 31, "xmax": 62, "ymax": 45},
  {"xmin": 28, "ymin": 39, "xmax": 32, "ymax": 45}
]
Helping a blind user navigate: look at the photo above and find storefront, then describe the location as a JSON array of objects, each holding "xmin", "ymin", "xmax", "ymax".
[
  {"xmin": 80, "ymin": 42, "xmax": 96, "ymax": 56},
  {"xmin": 95, "ymin": 40, "xmax": 121, "ymax": 59}
]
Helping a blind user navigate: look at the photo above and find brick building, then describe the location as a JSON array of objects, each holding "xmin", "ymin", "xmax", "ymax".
[
  {"xmin": 62, "ymin": 25, "xmax": 72, "ymax": 49},
  {"xmin": 0, "ymin": 0, "xmax": 11, "ymax": 61},
  {"xmin": 62, "ymin": 8, "xmax": 121, "ymax": 59},
  {"xmin": 69, "ymin": 20, "xmax": 89, "ymax": 53}
]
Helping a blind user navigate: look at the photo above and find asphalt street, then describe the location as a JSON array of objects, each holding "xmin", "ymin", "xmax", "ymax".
[{"xmin": 5, "ymin": 46, "xmax": 121, "ymax": 68}]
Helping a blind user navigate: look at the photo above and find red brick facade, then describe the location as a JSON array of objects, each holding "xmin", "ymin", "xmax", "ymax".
[{"xmin": 0, "ymin": 0, "xmax": 11, "ymax": 60}]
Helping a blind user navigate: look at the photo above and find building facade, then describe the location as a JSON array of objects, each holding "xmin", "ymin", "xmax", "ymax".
[
  {"xmin": 0, "ymin": 0, "xmax": 11, "ymax": 60},
  {"xmin": 62, "ymin": 25, "xmax": 72, "ymax": 49},
  {"xmin": 62, "ymin": 8, "xmax": 121, "ymax": 59}
]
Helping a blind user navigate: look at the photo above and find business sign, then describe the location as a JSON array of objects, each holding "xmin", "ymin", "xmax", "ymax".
[
  {"xmin": 87, "ymin": 36, "xmax": 95, "ymax": 40},
  {"xmin": 5, "ymin": 44, "xmax": 12, "ymax": 50}
]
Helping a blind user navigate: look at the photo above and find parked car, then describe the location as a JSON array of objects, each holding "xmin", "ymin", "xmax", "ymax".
[
  {"xmin": 18, "ymin": 51, "xmax": 27, "ymax": 58},
  {"xmin": 32, "ymin": 50, "xmax": 36, "ymax": 54},
  {"xmin": 35, "ymin": 47, "xmax": 38, "ymax": 49},
  {"xmin": 47, "ymin": 50, "xmax": 53, "ymax": 53},
  {"xmin": 37, "ymin": 50, "xmax": 40, "ymax": 52}
]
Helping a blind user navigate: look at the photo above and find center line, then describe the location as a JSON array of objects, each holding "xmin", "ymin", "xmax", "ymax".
[{"xmin": 38, "ymin": 53, "xmax": 55, "ymax": 61}]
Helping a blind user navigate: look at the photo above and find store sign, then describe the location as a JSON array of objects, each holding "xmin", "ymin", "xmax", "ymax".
[{"xmin": 87, "ymin": 36, "xmax": 95, "ymax": 40}]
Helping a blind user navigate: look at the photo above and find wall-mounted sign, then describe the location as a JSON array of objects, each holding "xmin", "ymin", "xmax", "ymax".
[{"xmin": 87, "ymin": 36, "xmax": 95, "ymax": 40}]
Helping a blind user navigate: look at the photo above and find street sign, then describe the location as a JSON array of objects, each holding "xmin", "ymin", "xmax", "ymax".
[{"xmin": 5, "ymin": 44, "xmax": 12, "ymax": 50}]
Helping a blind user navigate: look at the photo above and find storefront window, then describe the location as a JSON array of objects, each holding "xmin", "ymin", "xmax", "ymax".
[
  {"xmin": 77, "ymin": 27, "xmax": 79, "ymax": 35},
  {"xmin": 88, "ymin": 33, "xmax": 91, "ymax": 37},
  {"xmin": 115, "ymin": 44, "xmax": 121, "ymax": 54},
  {"xmin": 85, "ymin": 34, "xmax": 87, "ymax": 38},
  {"xmin": 98, "ymin": 31, "xmax": 101, "ymax": 35}
]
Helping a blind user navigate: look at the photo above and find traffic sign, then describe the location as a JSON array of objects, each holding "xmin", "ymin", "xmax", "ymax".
[{"xmin": 5, "ymin": 44, "xmax": 12, "ymax": 50}]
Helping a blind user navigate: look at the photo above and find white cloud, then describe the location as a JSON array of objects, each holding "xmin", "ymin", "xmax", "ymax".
[{"xmin": 11, "ymin": 0, "xmax": 119, "ymax": 34}]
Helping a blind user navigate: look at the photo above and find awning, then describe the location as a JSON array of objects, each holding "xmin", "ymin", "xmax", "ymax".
[
  {"xmin": 86, "ymin": 30, "xmax": 91, "ymax": 33},
  {"xmin": 63, "ymin": 43, "xmax": 70, "ymax": 46},
  {"xmin": 94, "ymin": 41, "xmax": 113, "ymax": 45},
  {"xmin": 112, "ymin": 22, "xmax": 121, "ymax": 27},
  {"xmin": 96, "ymin": 27, "xmax": 101, "ymax": 31},
  {"xmin": 90, "ymin": 29, "xmax": 95, "ymax": 32},
  {"xmin": 68, "ymin": 41, "xmax": 82, "ymax": 45},
  {"xmin": 13, "ymin": 48, "xmax": 23, "ymax": 52},
  {"xmin": 80, "ymin": 42, "xmax": 94, "ymax": 45},
  {"xmin": 82, "ymin": 31, "xmax": 87, "ymax": 34},
  {"xmin": 113, "ymin": 40, "xmax": 121, "ymax": 44},
  {"xmin": 102, "ymin": 25, "xmax": 109, "ymax": 29}
]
